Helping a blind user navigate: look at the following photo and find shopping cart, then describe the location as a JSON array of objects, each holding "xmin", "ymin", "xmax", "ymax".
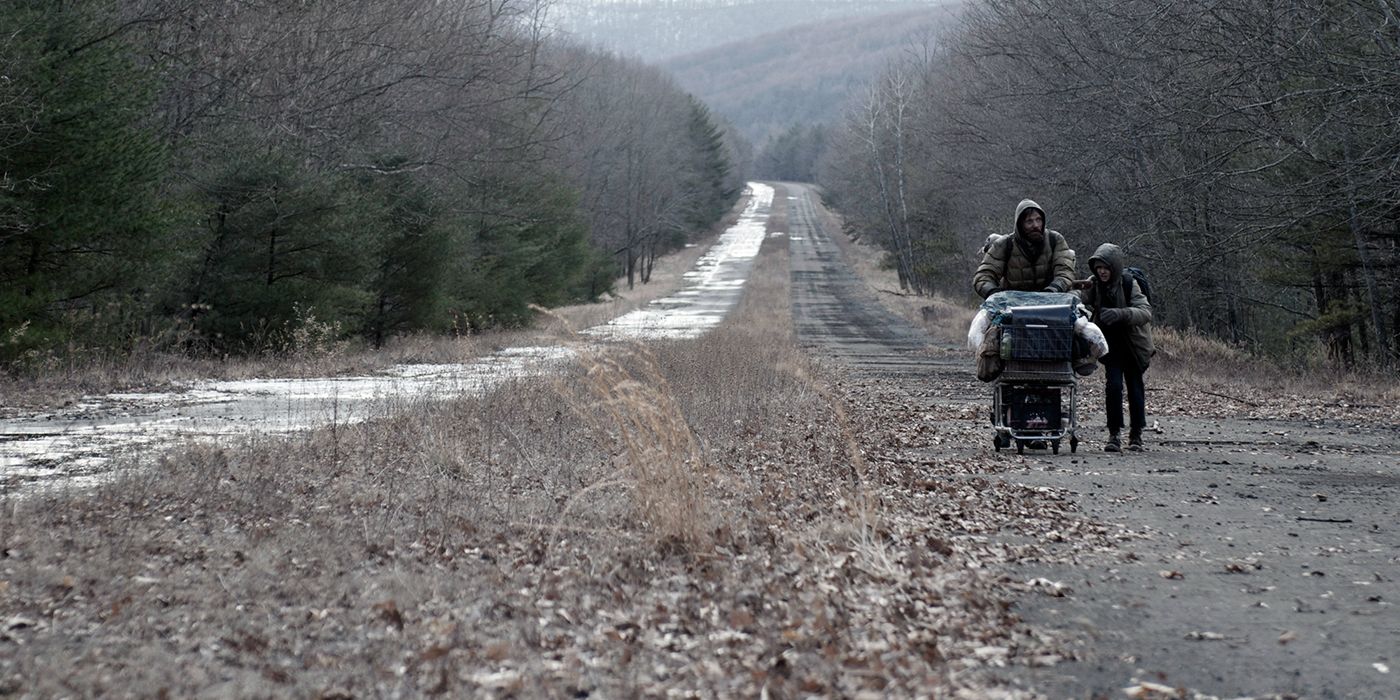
[{"xmin": 989, "ymin": 302, "xmax": 1079, "ymax": 454}]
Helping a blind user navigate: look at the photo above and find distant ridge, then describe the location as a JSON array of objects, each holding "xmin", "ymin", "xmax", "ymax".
[
  {"xmin": 549, "ymin": 0, "xmax": 949, "ymax": 63},
  {"xmin": 662, "ymin": 6, "xmax": 956, "ymax": 144}
]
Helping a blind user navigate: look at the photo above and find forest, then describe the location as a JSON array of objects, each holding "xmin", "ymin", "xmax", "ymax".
[
  {"xmin": 0, "ymin": 0, "xmax": 741, "ymax": 365},
  {"xmin": 819, "ymin": 0, "xmax": 1400, "ymax": 367}
]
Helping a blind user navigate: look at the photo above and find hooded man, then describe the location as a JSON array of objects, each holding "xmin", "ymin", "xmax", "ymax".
[
  {"xmin": 972, "ymin": 199, "xmax": 1076, "ymax": 299},
  {"xmin": 1078, "ymin": 243, "xmax": 1154, "ymax": 451}
]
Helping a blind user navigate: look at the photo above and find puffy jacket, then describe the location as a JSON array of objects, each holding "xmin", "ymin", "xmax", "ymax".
[
  {"xmin": 972, "ymin": 199, "xmax": 1076, "ymax": 298},
  {"xmin": 1079, "ymin": 243, "xmax": 1154, "ymax": 370}
]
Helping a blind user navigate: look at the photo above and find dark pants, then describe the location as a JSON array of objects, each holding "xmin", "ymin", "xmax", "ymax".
[{"xmin": 1104, "ymin": 363, "xmax": 1146, "ymax": 435}]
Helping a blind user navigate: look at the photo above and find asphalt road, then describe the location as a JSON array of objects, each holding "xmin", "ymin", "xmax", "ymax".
[{"xmin": 781, "ymin": 182, "xmax": 1400, "ymax": 700}]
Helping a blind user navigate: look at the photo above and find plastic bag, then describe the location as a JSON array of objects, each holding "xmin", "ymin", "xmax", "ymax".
[
  {"xmin": 1074, "ymin": 316, "xmax": 1109, "ymax": 359},
  {"xmin": 967, "ymin": 309, "xmax": 992, "ymax": 353}
]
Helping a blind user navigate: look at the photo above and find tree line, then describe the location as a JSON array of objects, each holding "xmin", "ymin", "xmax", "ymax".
[
  {"xmin": 820, "ymin": 0, "xmax": 1400, "ymax": 367},
  {"xmin": 0, "ymin": 0, "xmax": 740, "ymax": 364}
]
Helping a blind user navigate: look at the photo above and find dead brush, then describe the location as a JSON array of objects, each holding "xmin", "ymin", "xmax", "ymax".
[
  {"xmin": 554, "ymin": 342, "xmax": 712, "ymax": 554},
  {"xmin": 913, "ymin": 293, "xmax": 978, "ymax": 344},
  {"xmin": 1152, "ymin": 325, "xmax": 1400, "ymax": 413},
  {"xmin": 1151, "ymin": 325, "xmax": 1252, "ymax": 378},
  {"xmin": 647, "ymin": 189, "xmax": 879, "ymax": 567}
]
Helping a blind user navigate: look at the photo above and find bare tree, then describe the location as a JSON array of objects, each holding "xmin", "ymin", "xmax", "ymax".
[{"xmin": 823, "ymin": 0, "xmax": 1400, "ymax": 365}]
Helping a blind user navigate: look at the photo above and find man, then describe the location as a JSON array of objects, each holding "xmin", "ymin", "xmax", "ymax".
[
  {"xmin": 1078, "ymin": 243, "xmax": 1154, "ymax": 452},
  {"xmin": 973, "ymin": 199, "xmax": 1076, "ymax": 299}
]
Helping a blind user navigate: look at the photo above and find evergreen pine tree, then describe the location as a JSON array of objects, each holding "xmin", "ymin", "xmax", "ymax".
[
  {"xmin": 186, "ymin": 152, "xmax": 374, "ymax": 352},
  {"xmin": 352, "ymin": 160, "xmax": 452, "ymax": 346},
  {"xmin": 0, "ymin": 1, "xmax": 175, "ymax": 361}
]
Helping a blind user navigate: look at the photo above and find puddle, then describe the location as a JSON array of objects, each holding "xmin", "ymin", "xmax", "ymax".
[
  {"xmin": 1, "ymin": 183, "xmax": 775, "ymax": 492},
  {"xmin": 583, "ymin": 182, "xmax": 773, "ymax": 340},
  {"xmin": 1, "ymin": 346, "xmax": 577, "ymax": 492}
]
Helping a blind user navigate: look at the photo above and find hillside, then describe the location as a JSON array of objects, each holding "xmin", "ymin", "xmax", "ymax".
[
  {"xmin": 549, "ymin": 0, "xmax": 948, "ymax": 63},
  {"xmin": 661, "ymin": 6, "xmax": 957, "ymax": 144}
]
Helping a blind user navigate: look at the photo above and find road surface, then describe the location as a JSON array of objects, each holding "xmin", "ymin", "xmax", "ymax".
[{"xmin": 780, "ymin": 181, "xmax": 1399, "ymax": 700}]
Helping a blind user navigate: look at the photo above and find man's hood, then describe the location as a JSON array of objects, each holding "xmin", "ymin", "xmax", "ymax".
[
  {"xmin": 1089, "ymin": 243, "xmax": 1126, "ymax": 280},
  {"xmin": 1014, "ymin": 199, "xmax": 1046, "ymax": 236}
]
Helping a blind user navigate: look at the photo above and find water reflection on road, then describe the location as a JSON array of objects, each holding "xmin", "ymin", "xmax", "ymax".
[{"xmin": 1, "ymin": 183, "xmax": 776, "ymax": 491}]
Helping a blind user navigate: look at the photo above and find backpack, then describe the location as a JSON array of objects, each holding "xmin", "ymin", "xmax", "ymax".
[
  {"xmin": 1122, "ymin": 266, "xmax": 1152, "ymax": 305},
  {"xmin": 975, "ymin": 325, "xmax": 1003, "ymax": 382}
]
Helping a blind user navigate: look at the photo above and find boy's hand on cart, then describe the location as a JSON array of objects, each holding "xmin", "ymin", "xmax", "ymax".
[
  {"xmin": 1097, "ymin": 308, "xmax": 1124, "ymax": 325},
  {"xmin": 1070, "ymin": 278, "xmax": 1093, "ymax": 290}
]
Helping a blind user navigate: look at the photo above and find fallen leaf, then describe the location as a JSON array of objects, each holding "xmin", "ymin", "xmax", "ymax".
[
  {"xmin": 1026, "ymin": 577, "xmax": 1071, "ymax": 596},
  {"xmin": 469, "ymin": 670, "xmax": 522, "ymax": 690},
  {"xmin": 5, "ymin": 615, "xmax": 38, "ymax": 630},
  {"xmin": 728, "ymin": 607, "xmax": 754, "ymax": 628},
  {"xmin": 1159, "ymin": 570, "xmax": 1184, "ymax": 580},
  {"xmin": 372, "ymin": 600, "xmax": 404, "ymax": 631},
  {"xmin": 419, "ymin": 645, "xmax": 451, "ymax": 661},
  {"xmin": 1123, "ymin": 680, "xmax": 1184, "ymax": 698},
  {"xmin": 1277, "ymin": 630, "xmax": 1297, "ymax": 644},
  {"xmin": 1184, "ymin": 631, "xmax": 1226, "ymax": 641}
]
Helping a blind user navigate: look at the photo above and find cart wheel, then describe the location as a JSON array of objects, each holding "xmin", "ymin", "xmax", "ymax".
[
  {"xmin": 993, "ymin": 436, "xmax": 1002, "ymax": 452},
  {"xmin": 1070, "ymin": 436, "xmax": 1079, "ymax": 454},
  {"xmin": 1016, "ymin": 440, "xmax": 1024, "ymax": 455},
  {"xmin": 1052, "ymin": 440, "xmax": 1060, "ymax": 455}
]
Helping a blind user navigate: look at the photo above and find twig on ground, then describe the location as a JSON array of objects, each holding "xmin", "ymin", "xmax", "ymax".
[{"xmin": 1200, "ymin": 389, "xmax": 1261, "ymax": 406}]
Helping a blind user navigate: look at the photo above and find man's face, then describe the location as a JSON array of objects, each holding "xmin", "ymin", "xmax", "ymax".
[
  {"xmin": 1019, "ymin": 210, "xmax": 1045, "ymax": 243},
  {"xmin": 1095, "ymin": 264, "xmax": 1112, "ymax": 282}
]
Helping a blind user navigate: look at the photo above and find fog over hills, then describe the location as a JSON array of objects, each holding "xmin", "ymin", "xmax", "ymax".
[
  {"xmin": 548, "ymin": 0, "xmax": 952, "ymax": 63},
  {"xmin": 662, "ymin": 6, "xmax": 956, "ymax": 144}
]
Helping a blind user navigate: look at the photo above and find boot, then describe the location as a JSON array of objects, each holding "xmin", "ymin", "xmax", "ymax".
[
  {"xmin": 1128, "ymin": 429, "xmax": 1144, "ymax": 452},
  {"xmin": 1104, "ymin": 432, "xmax": 1121, "ymax": 452}
]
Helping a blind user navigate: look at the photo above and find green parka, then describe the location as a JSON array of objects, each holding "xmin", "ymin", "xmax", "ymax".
[
  {"xmin": 1079, "ymin": 243, "xmax": 1154, "ymax": 371},
  {"xmin": 972, "ymin": 199, "xmax": 1076, "ymax": 299}
]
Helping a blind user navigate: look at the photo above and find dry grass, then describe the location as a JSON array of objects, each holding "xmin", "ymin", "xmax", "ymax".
[
  {"xmin": 1147, "ymin": 325, "xmax": 1400, "ymax": 423},
  {"xmin": 563, "ymin": 343, "xmax": 711, "ymax": 551},
  {"xmin": 0, "ymin": 190, "xmax": 1060, "ymax": 698},
  {"xmin": 0, "ymin": 190, "xmax": 873, "ymax": 697}
]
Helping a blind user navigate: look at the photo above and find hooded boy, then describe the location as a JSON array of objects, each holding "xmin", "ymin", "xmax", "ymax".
[
  {"xmin": 972, "ymin": 199, "xmax": 1076, "ymax": 299},
  {"xmin": 1079, "ymin": 243, "xmax": 1154, "ymax": 451}
]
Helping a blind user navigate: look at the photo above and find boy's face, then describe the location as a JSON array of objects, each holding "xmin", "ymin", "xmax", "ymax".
[{"xmin": 1095, "ymin": 265, "xmax": 1112, "ymax": 282}]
